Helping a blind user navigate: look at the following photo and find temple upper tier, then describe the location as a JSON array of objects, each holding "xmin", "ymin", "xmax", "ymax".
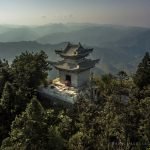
[{"xmin": 55, "ymin": 42, "xmax": 93, "ymax": 59}]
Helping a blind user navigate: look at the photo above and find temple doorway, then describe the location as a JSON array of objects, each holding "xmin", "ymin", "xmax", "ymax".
[
  {"xmin": 65, "ymin": 75, "xmax": 71, "ymax": 86},
  {"xmin": 66, "ymin": 75, "xmax": 71, "ymax": 82}
]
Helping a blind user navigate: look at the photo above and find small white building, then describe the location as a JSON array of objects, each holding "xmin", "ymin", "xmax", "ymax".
[{"xmin": 39, "ymin": 43, "xmax": 99, "ymax": 104}]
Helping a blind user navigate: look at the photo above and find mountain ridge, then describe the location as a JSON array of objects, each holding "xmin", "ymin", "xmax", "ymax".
[
  {"xmin": 0, "ymin": 41, "xmax": 148, "ymax": 75},
  {"xmin": 0, "ymin": 23, "xmax": 149, "ymax": 74}
]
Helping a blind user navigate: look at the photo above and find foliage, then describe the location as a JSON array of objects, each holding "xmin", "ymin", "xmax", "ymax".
[
  {"xmin": 138, "ymin": 97, "xmax": 150, "ymax": 147},
  {"xmin": 0, "ymin": 51, "xmax": 50, "ymax": 145},
  {"xmin": 134, "ymin": 52, "xmax": 150, "ymax": 89},
  {"xmin": 11, "ymin": 51, "xmax": 50, "ymax": 90},
  {"xmin": 0, "ymin": 82, "xmax": 14, "ymax": 112},
  {"xmin": 1, "ymin": 98, "xmax": 47, "ymax": 149},
  {"xmin": 67, "ymin": 95, "xmax": 127, "ymax": 150},
  {"xmin": 0, "ymin": 51, "xmax": 150, "ymax": 150},
  {"xmin": 117, "ymin": 70, "xmax": 129, "ymax": 87},
  {"xmin": 68, "ymin": 132, "xmax": 84, "ymax": 150},
  {"xmin": 97, "ymin": 73, "xmax": 116, "ymax": 95},
  {"xmin": 0, "ymin": 59, "xmax": 11, "ymax": 98}
]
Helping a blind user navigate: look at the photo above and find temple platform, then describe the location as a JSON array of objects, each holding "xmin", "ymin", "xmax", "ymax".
[{"xmin": 38, "ymin": 78, "xmax": 78, "ymax": 104}]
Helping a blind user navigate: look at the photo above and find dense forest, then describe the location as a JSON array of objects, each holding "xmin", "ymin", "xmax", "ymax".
[{"xmin": 0, "ymin": 51, "xmax": 150, "ymax": 150}]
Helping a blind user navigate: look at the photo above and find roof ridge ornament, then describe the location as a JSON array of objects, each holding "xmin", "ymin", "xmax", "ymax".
[{"xmin": 78, "ymin": 42, "xmax": 83, "ymax": 48}]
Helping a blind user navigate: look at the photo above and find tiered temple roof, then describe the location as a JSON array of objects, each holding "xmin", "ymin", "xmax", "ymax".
[
  {"xmin": 55, "ymin": 42, "xmax": 93, "ymax": 59},
  {"xmin": 51, "ymin": 42, "xmax": 99, "ymax": 72}
]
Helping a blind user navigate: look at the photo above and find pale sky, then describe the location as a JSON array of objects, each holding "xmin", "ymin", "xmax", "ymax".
[{"xmin": 0, "ymin": 0, "xmax": 150, "ymax": 27}]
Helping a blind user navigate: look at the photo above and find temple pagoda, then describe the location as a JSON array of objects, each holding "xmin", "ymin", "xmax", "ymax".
[{"xmin": 51, "ymin": 42, "xmax": 99, "ymax": 88}]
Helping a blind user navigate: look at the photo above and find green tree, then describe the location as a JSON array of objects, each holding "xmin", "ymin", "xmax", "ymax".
[
  {"xmin": 9, "ymin": 51, "xmax": 50, "ymax": 114},
  {"xmin": 134, "ymin": 52, "xmax": 150, "ymax": 89},
  {"xmin": 100, "ymin": 73, "xmax": 116, "ymax": 95},
  {"xmin": 0, "ymin": 82, "xmax": 15, "ymax": 144},
  {"xmin": 68, "ymin": 132, "xmax": 84, "ymax": 150},
  {"xmin": 0, "ymin": 59, "xmax": 11, "ymax": 98},
  {"xmin": 0, "ymin": 80, "xmax": 30, "ymax": 118},
  {"xmin": 1, "ymin": 97, "xmax": 64, "ymax": 150},
  {"xmin": 11, "ymin": 51, "xmax": 50, "ymax": 91},
  {"xmin": 0, "ymin": 82, "xmax": 14, "ymax": 112},
  {"xmin": 48, "ymin": 126, "xmax": 64, "ymax": 150},
  {"xmin": 68, "ymin": 94, "xmax": 126, "ymax": 150},
  {"xmin": 124, "ymin": 97, "xmax": 141, "ymax": 150},
  {"xmin": 117, "ymin": 71, "xmax": 129, "ymax": 87},
  {"xmin": 138, "ymin": 97, "xmax": 150, "ymax": 149},
  {"xmin": 94, "ymin": 95, "xmax": 126, "ymax": 150},
  {"xmin": 1, "ymin": 98, "xmax": 48, "ymax": 150},
  {"xmin": 0, "ymin": 105, "xmax": 11, "ymax": 145}
]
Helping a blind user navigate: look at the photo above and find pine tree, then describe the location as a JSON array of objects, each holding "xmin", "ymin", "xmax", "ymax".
[
  {"xmin": 138, "ymin": 97, "xmax": 150, "ymax": 149},
  {"xmin": 0, "ymin": 59, "xmax": 11, "ymax": 98},
  {"xmin": 134, "ymin": 52, "xmax": 150, "ymax": 89},
  {"xmin": 1, "ymin": 98, "xmax": 49, "ymax": 150},
  {"xmin": 100, "ymin": 73, "xmax": 116, "ymax": 95},
  {"xmin": 117, "ymin": 70, "xmax": 129, "ymax": 87},
  {"xmin": 124, "ymin": 97, "xmax": 142, "ymax": 149},
  {"xmin": 0, "ymin": 82, "xmax": 15, "ymax": 145},
  {"xmin": 0, "ymin": 82, "xmax": 14, "ymax": 112}
]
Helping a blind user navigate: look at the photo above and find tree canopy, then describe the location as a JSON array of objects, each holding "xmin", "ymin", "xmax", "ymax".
[
  {"xmin": 134, "ymin": 52, "xmax": 150, "ymax": 89},
  {"xmin": 0, "ymin": 51, "xmax": 150, "ymax": 150}
]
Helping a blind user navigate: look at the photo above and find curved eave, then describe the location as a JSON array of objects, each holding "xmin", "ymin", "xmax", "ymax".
[
  {"xmin": 59, "ymin": 53, "xmax": 90, "ymax": 59},
  {"xmin": 54, "ymin": 65, "xmax": 96, "ymax": 73}
]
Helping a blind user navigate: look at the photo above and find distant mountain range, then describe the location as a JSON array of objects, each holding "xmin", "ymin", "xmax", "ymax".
[{"xmin": 0, "ymin": 23, "xmax": 149, "ymax": 75}]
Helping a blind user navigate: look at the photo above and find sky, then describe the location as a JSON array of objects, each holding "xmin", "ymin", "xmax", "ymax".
[{"xmin": 0, "ymin": 0, "xmax": 150, "ymax": 27}]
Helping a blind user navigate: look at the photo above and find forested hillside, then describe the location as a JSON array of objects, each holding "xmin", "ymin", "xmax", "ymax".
[{"xmin": 0, "ymin": 51, "xmax": 150, "ymax": 150}]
